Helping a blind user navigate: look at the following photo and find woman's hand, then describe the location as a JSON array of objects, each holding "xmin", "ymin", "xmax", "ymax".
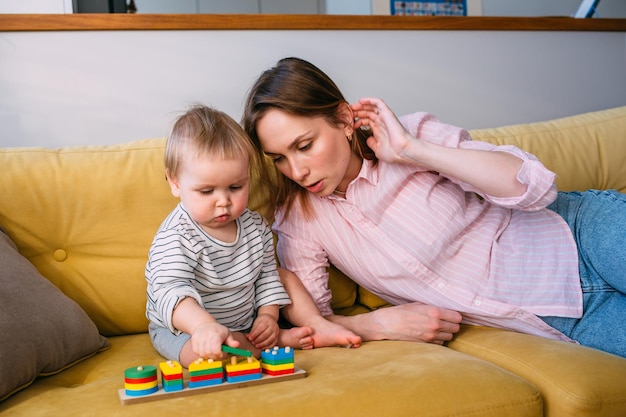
[
  {"xmin": 367, "ymin": 303, "xmax": 462, "ymax": 344},
  {"xmin": 352, "ymin": 97, "xmax": 416, "ymax": 166},
  {"xmin": 329, "ymin": 302, "xmax": 462, "ymax": 344}
]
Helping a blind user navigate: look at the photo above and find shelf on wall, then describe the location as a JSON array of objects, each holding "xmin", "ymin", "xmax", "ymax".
[{"xmin": 0, "ymin": 13, "xmax": 625, "ymax": 31}]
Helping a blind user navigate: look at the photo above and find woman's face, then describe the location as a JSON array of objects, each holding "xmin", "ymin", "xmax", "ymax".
[{"xmin": 256, "ymin": 108, "xmax": 360, "ymax": 197}]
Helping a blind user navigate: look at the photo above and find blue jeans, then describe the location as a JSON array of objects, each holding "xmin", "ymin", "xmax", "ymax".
[{"xmin": 540, "ymin": 190, "xmax": 626, "ymax": 358}]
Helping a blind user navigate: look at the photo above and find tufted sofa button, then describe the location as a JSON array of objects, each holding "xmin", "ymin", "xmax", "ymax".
[{"xmin": 53, "ymin": 249, "xmax": 67, "ymax": 262}]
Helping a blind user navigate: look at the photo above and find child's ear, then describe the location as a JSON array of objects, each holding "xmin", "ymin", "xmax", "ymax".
[{"xmin": 165, "ymin": 170, "xmax": 181, "ymax": 198}]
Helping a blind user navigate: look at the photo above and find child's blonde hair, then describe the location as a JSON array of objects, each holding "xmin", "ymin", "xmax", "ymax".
[{"xmin": 165, "ymin": 105, "xmax": 258, "ymax": 180}]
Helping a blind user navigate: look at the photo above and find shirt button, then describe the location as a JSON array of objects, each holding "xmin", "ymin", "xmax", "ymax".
[{"xmin": 474, "ymin": 300, "xmax": 482, "ymax": 306}]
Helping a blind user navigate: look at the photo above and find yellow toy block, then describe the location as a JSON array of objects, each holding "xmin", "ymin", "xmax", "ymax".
[
  {"xmin": 159, "ymin": 360, "xmax": 183, "ymax": 378},
  {"xmin": 189, "ymin": 358, "xmax": 223, "ymax": 373},
  {"xmin": 124, "ymin": 380, "xmax": 158, "ymax": 391},
  {"xmin": 260, "ymin": 362, "xmax": 294, "ymax": 372},
  {"xmin": 225, "ymin": 356, "xmax": 261, "ymax": 373}
]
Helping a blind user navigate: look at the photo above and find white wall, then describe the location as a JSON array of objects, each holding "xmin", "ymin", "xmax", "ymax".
[
  {"xmin": 131, "ymin": 0, "xmax": 324, "ymax": 14},
  {"xmin": 326, "ymin": 0, "xmax": 372, "ymax": 15},
  {"xmin": 1, "ymin": 29, "xmax": 625, "ymax": 148},
  {"xmin": 0, "ymin": 0, "xmax": 73, "ymax": 13}
]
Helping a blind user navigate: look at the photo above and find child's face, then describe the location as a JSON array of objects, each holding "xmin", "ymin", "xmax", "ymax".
[{"xmin": 168, "ymin": 152, "xmax": 250, "ymax": 238}]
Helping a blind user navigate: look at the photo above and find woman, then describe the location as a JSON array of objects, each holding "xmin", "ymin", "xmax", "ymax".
[{"xmin": 242, "ymin": 57, "xmax": 626, "ymax": 357}]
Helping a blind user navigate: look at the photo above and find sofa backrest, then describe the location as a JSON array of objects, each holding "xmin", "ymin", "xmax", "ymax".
[
  {"xmin": 1, "ymin": 106, "xmax": 625, "ymax": 336},
  {"xmin": 470, "ymin": 105, "xmax": 626, "ymax": 194},
  {"xmin": 0, "ymin": 140, "xmax": 175, "ymax": 335}
]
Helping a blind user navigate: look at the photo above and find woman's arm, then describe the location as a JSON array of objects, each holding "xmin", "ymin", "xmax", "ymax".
[
  {"xmin": 352, "ymin": 98, "xmax": 527, "ymax": 199},
  {"xmin": 279, "ymin": 267, "xmax": 462, "ymax": 345},
  {"xmin": 405, "ymin": 141, "xmax": 527, "ymax": 198},
  {"xmin": 327, "ymin": 303, "xmax": 462, "ymax": 344}
]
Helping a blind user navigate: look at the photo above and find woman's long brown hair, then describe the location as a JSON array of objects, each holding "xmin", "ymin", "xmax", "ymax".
[{"xmin": 242, "ymin": 57, "xmax": 376, "ymax": 221}]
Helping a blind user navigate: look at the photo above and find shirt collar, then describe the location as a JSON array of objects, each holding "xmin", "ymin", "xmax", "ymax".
[
  {"xmin": 358, "ymin": 159, "xmax": 379, "ymax": 186},
  {"xmin": 324, "ymin": 159, "xmax": 378, "ymax": 200}
]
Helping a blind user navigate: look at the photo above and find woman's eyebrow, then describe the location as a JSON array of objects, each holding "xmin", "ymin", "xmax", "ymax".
[
  {"xmin": 262, "ymin": 129, "xmax": 312, "ymax": 157},
  {"xmin": 286, "ymin": 130, "xmax": 312, "ymax": 150}
]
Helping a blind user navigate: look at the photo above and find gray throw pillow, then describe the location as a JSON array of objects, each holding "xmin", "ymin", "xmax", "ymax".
[{"xmin": 0, "ymin": 228, "xmax": 109, "ymax": 401}]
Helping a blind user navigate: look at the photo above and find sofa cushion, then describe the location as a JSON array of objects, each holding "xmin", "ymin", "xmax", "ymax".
[
  {"xmin": 0, "ymin": 334, "xmax": 543, "ymax": 417},
  {"xmin": 0, "ymin": 139, "xmax": 179, "ymax": 336},
  {"xmin": 0, "ymin": 228, "xmax": 110, "ymax": 401},
  {"xmin": 327, "ymin": 265, "xmax": 357, "ymax": 310},
  {"xmin": 448, "ymin": 326, "xmax": 626, "ymax": 417},
  {"xmin": 470, "ymin": 106, "xmax": 626, "ymax": 194}
]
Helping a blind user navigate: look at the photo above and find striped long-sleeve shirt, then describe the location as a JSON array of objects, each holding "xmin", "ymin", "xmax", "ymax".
[
  {"xmin": 273, "ymin": 112, "xmax": 581, "ymax": 342},
  {"xmin": 146, "ymin": 204, "xmax": 290, "ymax": 334}
]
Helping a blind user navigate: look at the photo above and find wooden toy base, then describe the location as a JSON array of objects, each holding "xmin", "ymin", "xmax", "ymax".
[{"xmin": 119, "ymin": 367, "xmax": 306, "ymax": 405}]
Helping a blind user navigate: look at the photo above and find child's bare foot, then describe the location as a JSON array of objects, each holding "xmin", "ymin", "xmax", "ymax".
[
  {"xmin": 277, "ymin": 326, "xmax": 314, "ymax": 350},
  {"xmin": 309, "ymin": 316, "xmax": 362, "ymax": 348}
]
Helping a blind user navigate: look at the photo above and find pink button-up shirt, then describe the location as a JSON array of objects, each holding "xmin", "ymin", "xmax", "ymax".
[{"xmin": 273, "ymin": 112, "xmax": 582, "ymax": 342}]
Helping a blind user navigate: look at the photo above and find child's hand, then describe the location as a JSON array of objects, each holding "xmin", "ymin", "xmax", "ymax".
[
  {"xmin": 247, "ymin": 313, "xmax": 279, "ymax": 350},
  {"xmin": 190, "ymin": 322, "xmax": 239, "ymax": 360}
]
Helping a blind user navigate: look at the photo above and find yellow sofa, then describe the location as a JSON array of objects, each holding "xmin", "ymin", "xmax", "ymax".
[{"xmin": 1, "ymin": 106, "xmax": 626, "ymax": 417}]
